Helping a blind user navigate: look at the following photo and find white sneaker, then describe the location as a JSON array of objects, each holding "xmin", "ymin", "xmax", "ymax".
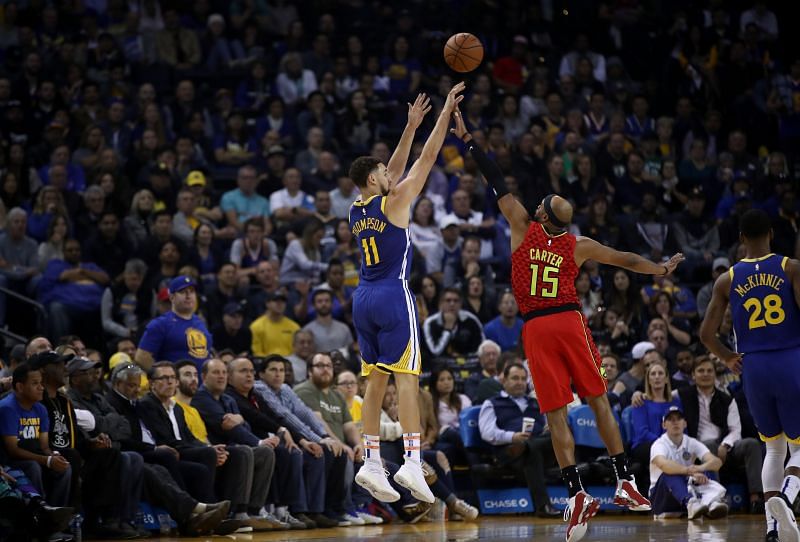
[
  {"xmin": 706, "ymin": 501, "xmax": 728, "ymax": 519},
  {"xmin": 394, "ymin": 459, "xmax": 435, "ymax": 504},
  {"xmin": 448, "ymin": 499, "xmax": 479, "ymax": 520},
  {"xmin": 767, "ymin": 495, "xmax": 800, "ymax": 542},
  {"xmin": 356, "ymin": 510, "xmax": 384, "ymax": 525},
  {"xmin": 687, "ymin": 497, "xmax": 708, "ymax": 520},
  {"xmin": 355, "ymin": 461, "xmax": 401, "ymax": 502},
  {"xmin": 342, "ymin": 510, "xmax": 365, "ymax": 526}
]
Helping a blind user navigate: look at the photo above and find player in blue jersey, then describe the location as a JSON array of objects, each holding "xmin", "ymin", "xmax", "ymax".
[
  {"xmin": 350, "ymin": 82, "xmax": 465, "ymax": 505},
  {"xmin": 701, "ymin": 209, "xmax": 800, "ymax": 542}
]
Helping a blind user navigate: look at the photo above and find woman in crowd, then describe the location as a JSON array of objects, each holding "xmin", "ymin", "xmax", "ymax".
[
  {"xmin": 37, "ymin": 213, "xmax": 70, "ymax": 270},
  {"xmin": 409, "ymin": 197, "xmax": 442, "ymax": 276},
  {"xmin": 429, "ymin": 367, "xmax": 471, "ymax": 465},
  {"xmin": 124, "ymin": 189, "xmax": 155, "ymax": 250},
  {"xmin": 647, "ymin": 291, "xmax": 692, "ymax": 346},
  {"xmin": 280, "ymin": 218, "xmax": 328, "ymax": 286},
  {"xmin": 463, "ymin": 275, "xmax": 495, "ymax": 324}
]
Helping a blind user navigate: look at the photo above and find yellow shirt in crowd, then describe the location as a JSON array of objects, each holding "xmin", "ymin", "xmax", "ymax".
[
  {"xmin": 250, "ymin": 315, "xmax": 299, "ymax": 357},
  {"xmin": 176, "ymin": 398, "xmax": 209, "ymax": 443}
]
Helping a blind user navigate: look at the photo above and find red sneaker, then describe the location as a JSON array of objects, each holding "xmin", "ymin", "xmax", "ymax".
[
  {"xmin": 564, "ymin": 490, "xmax": 600, "ymax": 542},
  {"xmin": 613, "ymin": 478, "xmax": 651, "ymax": 511}
]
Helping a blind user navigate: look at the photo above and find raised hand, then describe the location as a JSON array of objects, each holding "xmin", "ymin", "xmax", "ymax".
[
  {"xmin": 443, "ymin": 81, "xmax": 466, "ymax": 114},
  {"xmin": 663, "ymin": 253, "xmax": 686, "ymax": 275},
  {"xmin": 450, "ymin": 105, "xmax": 470, "ymax": 141},
  {"xmin": 407, "ymin": 93, "xmax": 432, "ymax": 129},
  {"xmin": 723, "ymin": 351, "xmax": 744, "ymax": 375}
]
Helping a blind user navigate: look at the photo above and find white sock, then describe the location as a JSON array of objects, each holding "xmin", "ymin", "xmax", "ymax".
[
  {"xmin": 767, "ymin": 508, "xmax": 779, "ymax": 533},
  {"xmin": 403, "ymin": 432, "xmax": 421, "ymax": 463},
  {"xmin": 193, "ymin": 503, "xmax": 207, "ymax": 514},
  {"xmin": 363, "ymin": 434, "xmax": 381, "ymax": 464},
  {"xmin": 782, "ymin": 475, "xmax": 800, "ymax": 505}
]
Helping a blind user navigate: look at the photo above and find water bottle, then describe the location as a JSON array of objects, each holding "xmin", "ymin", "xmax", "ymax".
[
  {"xmin": 157, "ymin": 513, "xmax": 171, "ymax": 535},
  {"xmin": 69, "ymin": 513, "xmax": 83, "ymax": 542}
]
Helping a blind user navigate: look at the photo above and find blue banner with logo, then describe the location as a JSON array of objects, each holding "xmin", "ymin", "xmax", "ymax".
[{"xmin": 476, "ymin": 488, "xmax": 534, "ymax": 514}]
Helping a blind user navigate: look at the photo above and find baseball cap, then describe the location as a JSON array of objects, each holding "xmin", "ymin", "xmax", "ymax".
[
  {"xmin": 712, "ymin": 257, "xmax": 730, "ymax": 271},
  {"xmin": 168, "ymin": 275, "xmax": 197, "ymax": 294},
  {"xmin": 662, "ymin": 405, "xmax": 685, "ymax": 422},
  {"xmin": 108, "ymin": 352, "xmax": 132, "ymax": 371},
  {"xmin": 631, "ymin": 341, "xmax": 656, "ymax": 360},
  {"xmin": 66, "ymin": 357, "xmax": 100, "ymax": 375},
  {"xmin": 186, "ymin": 170, "xmax": 206, "ymax": 187},
  {"xmin": 207, "ymin": 13, "xmax": 225, "ymax": 27},
  {"xmin": 266, "ymin": 145, "xmax": 286, "ymax": 158},
  {"xmin": 223, "ymin": 302, "xmax": 245, "ymax": 316},
  {"xmin": 29, "ymin": 350, "xmax": 75, "ymax": 370},
  {"xmin": 439, "ymin": 215, "xmax": 461, "ymax": 230},
  {"xmin": 513, "ymin": 35, "xmax": 528, "ymax": 45}
]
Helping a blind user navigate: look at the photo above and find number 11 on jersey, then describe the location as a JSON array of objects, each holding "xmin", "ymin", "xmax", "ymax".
[
  {"xmin": 530, "ymin": 263, "xmax": 559, "ymax": 298},
  {"xmin": 362, "ymin": 236, "xmax": 381, "ymax": 267}
]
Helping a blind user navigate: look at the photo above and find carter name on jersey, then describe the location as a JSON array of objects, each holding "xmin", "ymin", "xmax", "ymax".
[{"xmin": 529, "ymin": 247, "xmax": 565, "ymax": 268}]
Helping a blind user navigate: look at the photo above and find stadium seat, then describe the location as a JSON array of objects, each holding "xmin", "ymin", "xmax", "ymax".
[{"xmin": 620, "ymin": 406, "xmax": 635, "ymax": 448}]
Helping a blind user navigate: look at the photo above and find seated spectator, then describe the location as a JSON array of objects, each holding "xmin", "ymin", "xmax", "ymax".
[
  {"xmin": 280, "ymin": 219, "xmax": 328, "ymax": 287},
  {"xmin": 336, "ymin": 370, "xmax": 363, "ymax": 427},
  {"xmin": 136, "ymin": 210, "xmax": 188, "ymax": 270},
  {"xmin": 38, "ymin": 238, "xmax": 109, "ymax": 341},
  {"xmin": 276, "ymin": 52, "xmax": 318, "ymax": 107},
  {"xmin": 252, "ymin": 355, "xmax": 351, "ymax": 528},
  {"xmin": 409, "ymin": 197, "xmax": 443, "ymax": 275},
  {"xmin": 641, "ymin": 274, "xmax": 697, "ymax": 321},
  {"xmin": 124, "ymin": 189, "xmax": 155, "ymax": 251},
  {"xmin": 38, "ymin": 145, "xmax": 86, "ymax": 193},
  {"xmin": 592, "ymin": 306, "xmax": 635, "ymax": 357},
  {"xmin": 649, "ymin": 406, "xmax": 727, "ymax": 519},
  {"xmin": 155, "ymin": 7, "xmax": 201, "ymax": 72},
  {"xmin": 203, "ymin": 262, "xmax": 247, "ymax": 331},
  {"xmin": 245, "ymin": 261, "xmax": 282, "ymax": 320},
  {"xmin": 611, "ymin": 341, "xmax": 654, "ymax": 408},
  {"xmin": 204, "ymin": 13, "xmax": 247, "ymax": 71},
  {"xmin": 630, "ymin": 363, "xmax": 679, "ymax": 489},
  {"xmin": 422, "ymin": 287, "xmax": 484, "ymax": 359},
  {"xmin": 101, "ymin": 258, "xmax": 155, "ymax": 341},
  {"xmin": 213, "ymin": 111, "xmax": 257, "ymax": 168},
  {"xmin": 330, "ymin": 176, "xmax": 358, "ymax": 219},
  {"xmin": 696, "ymin": 257, "xmax": 730, "ymax": 319},
  {"xmin": 84, "ymin": 211, "xmax": 135, "ymax": 279},
  {"xmin": 211, "ymin": 302, "xmax": 252, "ymax": 356},
  {"xmin": 270, "ymin": 168, "xmax": 315, "ymax": 230},
  {"xmin": 229, "ymin": 218, "xmax": 280, "ymax": 281},
  {"xmin": 439, "ymin": 190, "xmax": 495, "ymax": 260},
  {"xmin": 297, "ymin": 92, "xmax": 336, "ymax": 146},
  {"xmin": 671, "ymin": 348, "xmax": 695, "ymax": 390},
  {"xmin": 443, "ymin": 236, "xmax": 494, "ymax": 293},
  {"xmin": 301, "ymin": 289, "xmax": 354, "ymax": 354},
  {"xmin": 144, "ymin": 240, "xmax": 183, "ymax": 294},
  {"xmin": 576, "ymin": 269, "xmax": 603, "ymax": 323},
  {"xmin": 0, "ymin": 363, "xmax": 73, "ymax": 507},
  {"xmin": 220, "ymin": 165, "xmax": 270, "ymax": 234},
  {"xmin": 464, "ymin": 340, "xmax": 501, "ymax": 401},
  {"xmin": 646, "ymin": 316, "xmax": 685, "ymax": 367},
  {"xmin": 295, "ymin": 259, "xmax": 354, "ymax": 324},
  {"xmin": 189, "ymin": 224, "xmax": 226, "ymax": 286},
  {"xmin": 483, "ymin": 290, "xmax": 523, "ymax": 352},
  {"xmin": 286, "ymin": 330, "xmax": 315, "ymax": 384},
  {"xmin": 429, "ymin": 368, "xmax": 471, "ymax": 463},
  {"xmin": 307, "ymin": 152, "xmax": 340, "ymax": 194},
  {"xmin": 27, "ymin": 186, "xmax": 68, "ymax": 244},
  {"xmin": 0, "ymin": 208, "xmax": 40, "ymax": 329},
  {"xmin": 172, "ymin": 188, "xmax": 205, "ymax": 246},
  {"xmin": 325, "ymin": 219, "xmax": 360, "ymax": 288},
  {"xmin": 676, "ymin": 356, "xmax": 764, "ymax": 513},
  {"xmin": 379, "ymin": 378, "xmax": 477, "ymax": 521},
  {"xmin": 478, "ymin": 362, "xmax": 560, "ymax": 517},
  {"xmin": 601, "ymin": 353, "xmax": 621, "ymax": 391},
  {"xmin": 37, "ymin": 213, "xmax": 69, "ymax": 271},
  {"xmin": 462, "ymin": 275, "xmax": 496, "ymax": 324},
  {"xmin": 250, "ymin": 291, "xmax": 300, "ymax": 357}
]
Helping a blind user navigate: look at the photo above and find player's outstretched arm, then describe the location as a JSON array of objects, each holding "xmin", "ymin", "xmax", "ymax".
[
  {"xmin": 574, "ymin": 236, "xmax": 684, "ymax": 276},
  {"xmin": 386, "ymin": 93, "xmax": 432, "ymax": 188},
  {"xmin": 699, "ymin": 272, "xmax": 742, "ymax": 373},
  {"xmin": 450, "ymin": 105, "xmax": 529, "ymax": 244},
  {"xmin": 386, "ymin": 82, "xmax": 465, "ymax": 219}
]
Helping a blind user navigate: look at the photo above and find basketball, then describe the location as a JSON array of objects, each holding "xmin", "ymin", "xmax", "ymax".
[{"xmin": 444, "ymin": 33, "xmax": 484, "ymax": 73}]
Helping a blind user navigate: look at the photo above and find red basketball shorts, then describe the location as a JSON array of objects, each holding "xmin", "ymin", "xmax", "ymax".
[{"xmin": 521, "ymin": 310, "xmax": 606, "ymax": 413}]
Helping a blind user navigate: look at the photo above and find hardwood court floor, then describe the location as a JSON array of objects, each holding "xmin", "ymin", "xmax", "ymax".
[{"xmin": 145, "ymin": 514, "xmax": 772, "ymax": 542}]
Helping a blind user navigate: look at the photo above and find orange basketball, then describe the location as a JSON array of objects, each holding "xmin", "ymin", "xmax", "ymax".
[{"xmin": 444, "ymin": 33, "xmax": 484, "ymax": 73}]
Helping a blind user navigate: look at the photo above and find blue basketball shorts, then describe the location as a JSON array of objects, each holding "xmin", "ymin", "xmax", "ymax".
[
  {"xmin": 742, "ymin": 346, "xmax": 800, "ymax": 443},
  {"xmin": 352, "ymin": 280, "xmax": 421, "ymax": 376}
]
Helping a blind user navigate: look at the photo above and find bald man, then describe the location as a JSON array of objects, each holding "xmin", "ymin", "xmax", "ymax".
[{"xmin": 452, "ymin": 110, "xmax": 684, "ymax": 542}]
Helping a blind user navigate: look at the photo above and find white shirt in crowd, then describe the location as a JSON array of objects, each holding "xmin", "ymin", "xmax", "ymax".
[{"xmin": 649, "ymin": 432, "xmax": 710, "ymax": 492}]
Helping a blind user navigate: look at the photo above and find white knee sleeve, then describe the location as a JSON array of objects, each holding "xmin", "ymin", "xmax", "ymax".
[{"xmin": 763, "ymin": 436, "xmax": 788, "ymax": 493}]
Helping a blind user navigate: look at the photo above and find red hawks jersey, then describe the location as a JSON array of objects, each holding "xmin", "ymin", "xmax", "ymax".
[{"xmin": 510, "ymin": 222, "xmax": 580, "ymax": 316}]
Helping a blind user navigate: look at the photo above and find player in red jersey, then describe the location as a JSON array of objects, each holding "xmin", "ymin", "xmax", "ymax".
[{"xmin": 451, "ymin": 110, "xmax": 684, "ymax": 542}]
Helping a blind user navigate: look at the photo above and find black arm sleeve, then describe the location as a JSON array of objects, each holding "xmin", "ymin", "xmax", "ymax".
[{"xmin": 465, "ymin": 140, "xmax": 510, "ymax": 199}]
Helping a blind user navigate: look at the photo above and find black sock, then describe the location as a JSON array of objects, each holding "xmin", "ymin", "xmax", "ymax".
[
  {"xmin": 562, "ymin": 465, "xmax": 584, "ymax": 498},
  {"xmin": 610, "ymin": 453, "xmax": 633, "ymax": 481}
]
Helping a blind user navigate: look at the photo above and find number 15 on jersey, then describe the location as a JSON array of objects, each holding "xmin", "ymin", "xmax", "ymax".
[{"xmin": 530, "ymin": 263, "xmax": 559, "ymax": 298}]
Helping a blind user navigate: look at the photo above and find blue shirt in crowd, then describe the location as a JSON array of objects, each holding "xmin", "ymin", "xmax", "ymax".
[
  {"xmin": 483, "ymin": 316, "xmax": 523, "ymax": 352},
  {"xmin": 138, "ymin": 310, "xmax": 213, "ymax": 369},
  {"xmin": 0, "ymin": 394, "xmax": 49, "ymax": 450},
  {"xmin": 630, "ymin": 399, "xmax": 679, "ymax": 449}
]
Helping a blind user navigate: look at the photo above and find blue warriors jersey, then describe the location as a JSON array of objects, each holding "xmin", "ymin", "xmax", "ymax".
[
  {"xmin": 349, "ymin": 195, "xmax": 412, "ymax": 282},
  {"xmin": 729, "ymin": 253, "xmax": 800, "ymax": 353}
]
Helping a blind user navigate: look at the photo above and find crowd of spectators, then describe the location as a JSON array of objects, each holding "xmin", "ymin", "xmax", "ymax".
[{"xmin": 0, "ymin": 0, "xmax": 798, "ymax": 535}]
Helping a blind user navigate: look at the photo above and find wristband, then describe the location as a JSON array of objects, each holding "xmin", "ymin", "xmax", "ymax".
[
  {"xmin": 662, "ymin": 265, "xmax": 669, "ymax": 276},
  {"xmin": 46, "ymin": 455, "xmax": 53, "ymax": 468}
]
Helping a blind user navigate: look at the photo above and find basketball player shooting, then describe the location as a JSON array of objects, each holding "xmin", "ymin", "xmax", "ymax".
[
  {"xmin": 451, "ymin": 108, "xmax": 683, "ymax": 542},
  {"xmin": 349, "ymin": 82, "xmax": 466, "ymax": 505},
  {"xmin": 701, "ymin": 209, "xmax": 800, "ymax": 542}
]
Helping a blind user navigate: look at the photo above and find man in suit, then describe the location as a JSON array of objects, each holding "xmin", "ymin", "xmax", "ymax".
[{"xmin": 137, "ymin": 362, "xmax": 261, "ymax": 532}]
